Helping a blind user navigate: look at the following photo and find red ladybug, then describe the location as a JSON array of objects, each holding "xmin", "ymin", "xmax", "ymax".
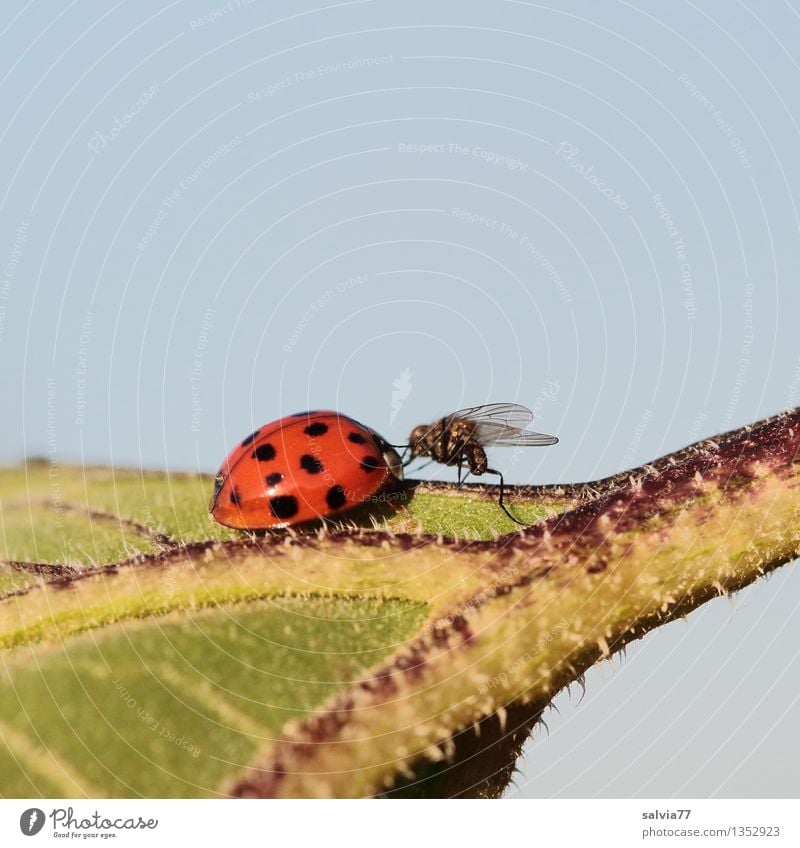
[{"xmin": 210, "ymin": 411, "xmax": 404, "ymax": 529}]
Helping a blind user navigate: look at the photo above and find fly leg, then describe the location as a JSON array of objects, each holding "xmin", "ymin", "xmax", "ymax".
[
  {"xmin": 485, "ymin": 467, "xmax": 527, "ymax": 526},
  {"xmin": 407, "ymin": 457, "xmax": 437, "ymax": 472}
]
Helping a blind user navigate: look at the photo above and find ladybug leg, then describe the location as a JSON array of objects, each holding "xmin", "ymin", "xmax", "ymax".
[{"xmin": 485, "ymin": 467, "xmax": 527, "ymax": 526}]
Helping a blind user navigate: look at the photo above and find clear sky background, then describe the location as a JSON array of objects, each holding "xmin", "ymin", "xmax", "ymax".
[{"xmin": 1, "ymin": 0, "xmax": 798, "ymax": 797}]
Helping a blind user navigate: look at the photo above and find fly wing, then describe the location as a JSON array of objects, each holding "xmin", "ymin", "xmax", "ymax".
[
  {"xmin": 488, "ymin": 429, "xmax": 559, "ymax": 446},
  {"xmin": 447, "ymin": 402, "xmax": 534, "ymax": 428},
  {"xmin": 446, "ymin": 402, "xmax": 559, "ymax": 446}
]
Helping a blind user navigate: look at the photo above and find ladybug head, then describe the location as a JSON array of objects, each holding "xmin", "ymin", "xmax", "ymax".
[{"xmin": 371, "ymin": 435, "xmax": 404, "ymax": 480}]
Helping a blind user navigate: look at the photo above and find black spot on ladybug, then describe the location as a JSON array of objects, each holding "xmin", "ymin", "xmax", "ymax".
[
  {"xmin": 326, "ymin": 485, "xmax": 347, "ymax": 510},
  {"xmin": 241, "ymin": 429, "xmax": 260, "ymax": 447},
  {"xmin": 269, "ymin": 495, "xmax": 299, "ymax": 520},
  {"xmin": 265, "ymin": 472, "xmax": 283, "ymax": 486},
  {"xmin": 304, "ymin": 422, "xmax": 328, "ymax": 437},
  {"xmin": 360, "ymin": 455, "xmax": 381, "ymax": 472},
  {"xmin": 230, "ymin": 490, "xmax": 241, "ymax": 505},
  {"xmin": 348, "ymin": 432, "xmax": 366, "ymax": 444},
  {"xmin": 252, "ymin": 443, "xmax": 276, "ymax": 461},
  {"xmin": 300, "ymin": 454, "xmax": 324, "ymax": 474}
]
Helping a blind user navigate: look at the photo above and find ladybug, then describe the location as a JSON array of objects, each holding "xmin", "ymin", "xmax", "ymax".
[{"xmin": 210, "ymin": 411, "xmax": 404, "ymax": 529}]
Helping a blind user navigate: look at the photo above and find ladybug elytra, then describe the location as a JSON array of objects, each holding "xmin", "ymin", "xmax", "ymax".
[{"xmin": 210, "ymin": 411, "xmax": 404, "ymax": 529}]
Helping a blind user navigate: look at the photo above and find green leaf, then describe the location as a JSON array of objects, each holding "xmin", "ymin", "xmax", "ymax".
[
  {"xmin": 1, "ymin": 408, "xmax": 799, "ymax": 797},
  {"xmin": 0, "ymin": 596, "xmax": 425, "ymax": 797}
]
